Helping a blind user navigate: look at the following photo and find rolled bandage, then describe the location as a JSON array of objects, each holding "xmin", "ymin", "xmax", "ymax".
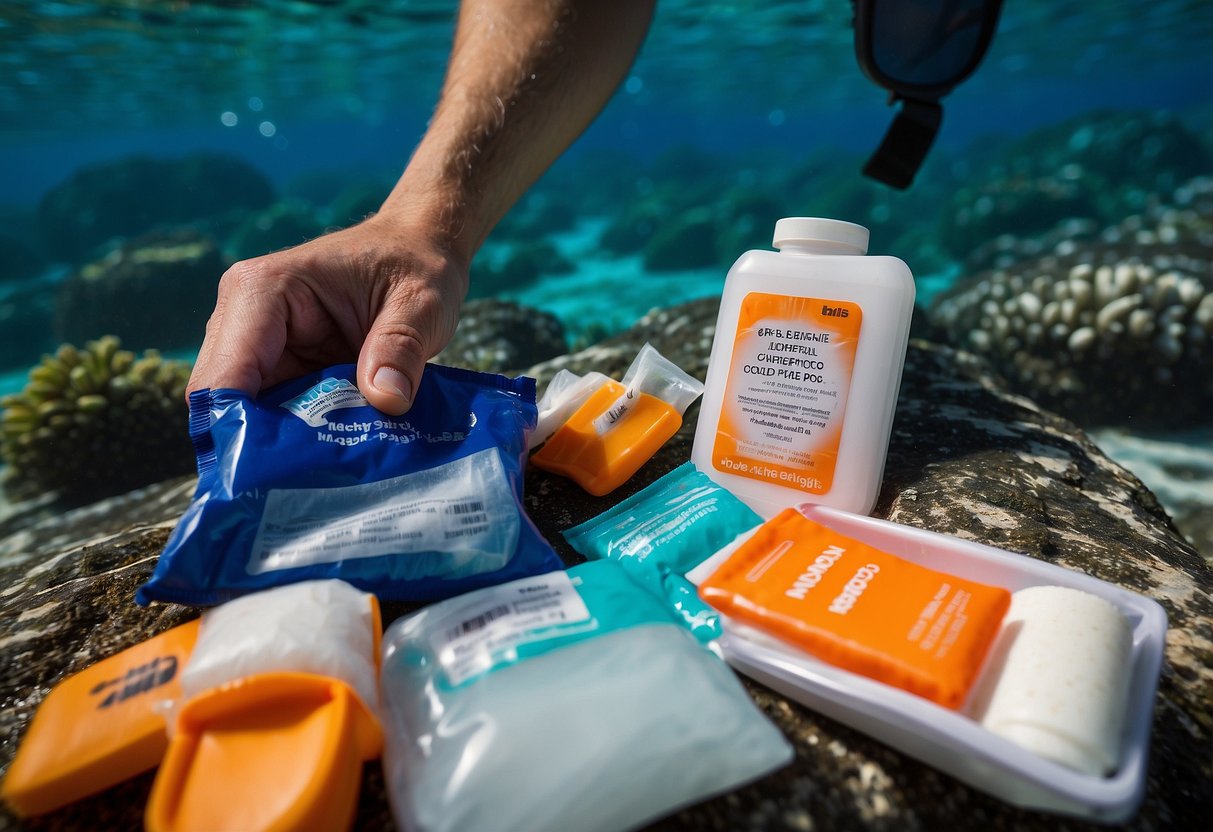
[{"xmin": 974, "ymin": 585, "xmax": 1132, "ymax": 776}]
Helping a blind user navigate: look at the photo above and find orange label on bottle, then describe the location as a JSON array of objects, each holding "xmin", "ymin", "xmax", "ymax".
[
  {"xmin": 531, "ymin": 381, "xmax": 682, "ymax": 496},
  {"xmin": 712, "ymin": 292, "xmax": 862, "ymax": 494},
  {"xmin": 699, "ymin": 509, "xmax": 1009, "ymax": 708}
]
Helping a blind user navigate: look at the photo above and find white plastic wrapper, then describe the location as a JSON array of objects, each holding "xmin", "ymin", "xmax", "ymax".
[
  {"xmin": 179, "ymin": 579, "xmax": 380, "ymax": 714},
  {"xmin": 618, "ymin": 342, "xmax": 705, "ymax": 416},
  {"xmin": 530, "ymin": 369, "xmax": 612, "ymax": 450},
  {"xmin": 379, "ymin": 563, "xmax": 792, "ymax": 832}
]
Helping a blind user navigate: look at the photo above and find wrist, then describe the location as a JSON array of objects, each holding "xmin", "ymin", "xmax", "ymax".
[{"xmin": 363, "ymin": 179, "xmax": 477, "ymax": 274}]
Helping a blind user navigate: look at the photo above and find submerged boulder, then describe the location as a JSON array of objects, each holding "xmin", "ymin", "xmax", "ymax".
[
  {"xmin": 55, "ymin": 228, "xmax": 227, "ymax": 351},
  {"xmin": 436, "ymin": 298, "xmax": 567, "ymax": 372},
  {"xmin": 930, "ymin": 181, "xmax": 1213, "ymax": 429},
  {"xmin": 37, "ymin": 153, "xmax": 275, "ymax": 263},
  {"xmin": 939, "ymin": 109, "xmax": 1212, "ymax": 262},
  {"xmin": 0, "ymin": 298, "xmax": 1208, "ymax": 830}
]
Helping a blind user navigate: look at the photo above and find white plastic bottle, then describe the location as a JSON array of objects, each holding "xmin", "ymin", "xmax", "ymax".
[{"xmin": 692, "ymin": 217, "xmax": 915, "ymax": 517}]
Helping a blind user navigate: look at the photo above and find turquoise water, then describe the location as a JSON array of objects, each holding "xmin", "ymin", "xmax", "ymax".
[{"xmin": 0, "ymin": 1, "xmax": 1211, "ymax": 539}]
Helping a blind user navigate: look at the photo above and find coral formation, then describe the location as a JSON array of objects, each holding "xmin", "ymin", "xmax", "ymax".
[
  {"xmin": 55, "ymin": 228, "xmax": 228, "ymax": 351},
  {"xmin": 939, "ymin": 110, "xmax": 1211, "ymax": 262},
  {"xmin": 470, "ymin": 241, "xmax": 574, "ymax": 297},
  {"xmin": 225, "ymin": 200, "xmax": 326, "ymax": 261},
  {"xmin": 0, "ymin": 336, "xmax": 194, "ymax": 505},
  {"xmin": 931, "ymin": 179, "xmax": 1213, "ymax": 428},
  {"xmin": 37, "ymin": 152, "xmax": 275, "ymax": 263}
]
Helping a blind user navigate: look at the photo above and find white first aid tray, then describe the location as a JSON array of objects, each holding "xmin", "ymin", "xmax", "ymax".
[{"xmin": 698, "ymin": 504, "xmax": 1167, "ymax": 823}]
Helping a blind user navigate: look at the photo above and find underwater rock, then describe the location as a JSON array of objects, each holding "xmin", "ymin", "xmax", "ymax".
[
  {"xmin": 930, "ymin": 194, "xmax": 1213, "ymax": 428},
  {"xmin": 323, "ymin": 179, "xmax": 393, "ymax": 229},
  {"xmin": 37, "ymin": 152, "xmax": 276, "ymax": 263},
  {"xmin": 224, "ymin": 199, "xmax": 326, "ymax": 261},
  {"xmin": 55, "ymin": 228, "xmax": 228, "ymax": 351},
  {"xmin": 491, "ymin": 190, "xmax": 580, "ymax": 241},
  {"xmin": 0, "ymin": 230, "xmax": 47, "ymax": 284},
  {"xmin": 1, "ymin": 299, "xmax": 1208, "ymax": 830},
  {"xmin": 1091, "ymin": 427, "xmax": 1213, "ymax": 563},
  {"xmin": 435, "ymin": 298, "xmax": 567, "ymax": 373},
  {"xmin": 643, "ymin": 207, "xmax": 719, "ymax": 271},
  {"xmin": 0, "ymin": 336, "xmax": 194, "ymax": 506},
  {"xmin": 469, "ymin": 240, "xmax": 575, "ymax": 297},
  {"xmin": 940, "ymin": 109, "xmax": 1212, "ymax": 261},
  {"xmin": 0, "ymin": 281, "xmax": 57, "ymax": 372}
]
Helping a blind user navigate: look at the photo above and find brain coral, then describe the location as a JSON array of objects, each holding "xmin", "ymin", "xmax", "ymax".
[
  {"xmin": 0, "ymin": 336, "xmax": 195, "ymax": 505},
  {"xmin": 930, "ymin": 179, "xmax": 1213, "ymax": 428}
]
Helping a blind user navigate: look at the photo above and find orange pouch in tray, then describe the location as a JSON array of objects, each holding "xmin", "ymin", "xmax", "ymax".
[{"xmin": 699, "ymin": 509, "xmax": 1010, "ymax": 708}]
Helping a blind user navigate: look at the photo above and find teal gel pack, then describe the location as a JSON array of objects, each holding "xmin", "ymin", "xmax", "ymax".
[
  {"xmin": 379, "ymin": 559, "xmax": 792, "ymax": 832},
  {"xmin": 562, "ymin": 462, "xmax": 761, "ymax": 640},
  {"xmin": 136, "ymin": 363, "xmax": 562, "ymax": 606}
]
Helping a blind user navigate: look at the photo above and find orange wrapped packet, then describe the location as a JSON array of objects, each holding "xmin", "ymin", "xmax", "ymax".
[
  {"xmin": 530, "ymin": 344, "xmax": 703, "ymax": 496},
  {"xmin": 698, "ymin": 508, "xmax": 1010, "ymax": 708}
]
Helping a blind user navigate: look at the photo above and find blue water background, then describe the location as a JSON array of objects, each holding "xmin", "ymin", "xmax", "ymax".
[{"xmin": 0, "ymin": 0, "xmax": 1210, "ymax": 392}]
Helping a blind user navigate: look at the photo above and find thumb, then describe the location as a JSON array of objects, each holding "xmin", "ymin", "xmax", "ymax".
[{"xmin": 358, "ymin": 314, "xmax": 431, "ymax": 416}]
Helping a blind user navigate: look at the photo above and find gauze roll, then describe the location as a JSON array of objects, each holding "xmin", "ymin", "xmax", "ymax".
[{"xmin": 973, "ymin": 585, "xmax": 1133, "ymax": 775}]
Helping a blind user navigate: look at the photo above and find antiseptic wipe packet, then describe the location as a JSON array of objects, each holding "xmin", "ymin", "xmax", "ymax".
[
  {"xmin": 379, "ymin": 560, "xmax": 792, "ymax": 832},
  {"xmin": 137, "ymin": 363, "xmax": 561, "ymax": 606},
  {"xmin": 563, "ymin": 462, "xmax": 762, "ymax": 640}
]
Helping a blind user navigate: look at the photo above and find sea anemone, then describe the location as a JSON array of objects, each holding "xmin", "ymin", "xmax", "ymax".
[{"xmin": 0, "ymin": 336, "xmax": 195, "ymax": 505}]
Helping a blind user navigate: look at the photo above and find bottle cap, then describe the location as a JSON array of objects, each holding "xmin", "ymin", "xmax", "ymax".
[{"xmin": 773, "ymin": 218, "xmax": 869, "ymax": 254}]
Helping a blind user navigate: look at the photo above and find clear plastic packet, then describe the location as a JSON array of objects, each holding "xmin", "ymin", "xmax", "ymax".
[
  {"xmin": 137, "ymin": 363, "xmax": 562, "ymax": 606},
  {"xmin": 379, "ymin": 560, "xmax": 792, "ymax": 832},
  {"xmin": 177, "ymin": 579, "xmax": 381, "ymax": 715},
  {"xmin": 563, "ymin": 461, "xmax": 762, "ymax": 640},
  {"xmin": 530, "ymin": 344, "xmax": 704, "ymax": 495},
  {"xmin": 529, "ymin": 369, "xmax": 612, "ymax": 450}
]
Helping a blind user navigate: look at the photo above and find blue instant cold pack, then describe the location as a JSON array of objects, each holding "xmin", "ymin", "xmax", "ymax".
[{"xmin": 136, "ymin": 363, "xmax": 562, "ymax": 606}]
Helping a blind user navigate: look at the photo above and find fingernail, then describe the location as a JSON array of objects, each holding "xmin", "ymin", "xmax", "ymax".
[{"xmin": 373, "ymin": 366, "xmax": 412, "ymax": 403}]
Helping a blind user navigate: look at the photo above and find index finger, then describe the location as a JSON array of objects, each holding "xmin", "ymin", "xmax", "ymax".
[{"xmin": 187, "ymin": 263, "xmax": 289, "ymax": 397}]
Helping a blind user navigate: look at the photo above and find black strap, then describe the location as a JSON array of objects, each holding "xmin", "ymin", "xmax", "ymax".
[{"xmin": 862, "ymin": 98, "xmax": 943, "ymax": 190}]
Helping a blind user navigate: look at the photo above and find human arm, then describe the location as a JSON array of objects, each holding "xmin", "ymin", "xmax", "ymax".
[{"xmin": 187, "ymin": 0, "xmax": 656, "ymax": 414}]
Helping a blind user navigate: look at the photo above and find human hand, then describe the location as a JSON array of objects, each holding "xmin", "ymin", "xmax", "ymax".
[{"xmin": 187, "ymin": 214, "xmax": 469, "ymax": 415}]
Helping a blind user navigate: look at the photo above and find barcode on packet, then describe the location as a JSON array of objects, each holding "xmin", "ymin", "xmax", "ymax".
[
  {"xmin": 444, "ymin": 604, "xmax": 512, "ymax": 642},
  {"xmin": 445, "ymin": 500, "xmax": 485, "ymax": 515}
]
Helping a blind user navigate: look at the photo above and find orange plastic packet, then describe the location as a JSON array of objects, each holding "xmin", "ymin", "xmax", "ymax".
[
  {"xmin": 145, "ymin": 579, "xmax": 384, "ymax": 832},
  {"xmin": 1, "ymin": 620, "xmax": 200, "ymax": 817},
  {"xmin": 145, "ymin": 672, "xmax": 382, "ymax": 832},
  {"xmin": 530, "ymin": 343, "xmax": 703, "ymax": 496},
  {"xmin": 698, "ymin": 508, "xmax": 1010, "ymax": 708}
]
